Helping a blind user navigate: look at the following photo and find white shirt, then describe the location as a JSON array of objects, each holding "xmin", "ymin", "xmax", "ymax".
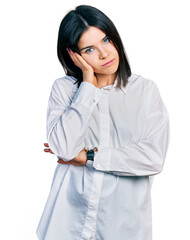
[{"xmin": 36, "ymin": 73, "xmax": 170, "ymax": 240}]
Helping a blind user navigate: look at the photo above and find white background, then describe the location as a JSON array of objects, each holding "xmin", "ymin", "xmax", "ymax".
[{"xmin": 0, "ymin": 0, "xmax": 189, "ymax": 239}]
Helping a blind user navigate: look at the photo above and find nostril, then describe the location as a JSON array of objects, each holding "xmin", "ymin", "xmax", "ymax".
[{"xmin": 99, "ymin": 52, "xmax": 109, "ymax": 60}]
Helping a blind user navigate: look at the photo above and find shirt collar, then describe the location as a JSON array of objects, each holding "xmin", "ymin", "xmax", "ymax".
[
  {"xmin": 102, "ymin": 73, "xmax": 139, "ymax": 95},
  {"xmin": 72, "ymin": 73, "xmax": 139, "ymax": 94}
]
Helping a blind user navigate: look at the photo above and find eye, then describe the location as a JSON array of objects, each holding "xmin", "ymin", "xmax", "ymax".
[
  {"xmin": 85, "ymin": 47, "xmax": 94, "ymax": 54},
  {"xmin": 103, "ymin": 37, "xmax": 111, "ymax": 43}
]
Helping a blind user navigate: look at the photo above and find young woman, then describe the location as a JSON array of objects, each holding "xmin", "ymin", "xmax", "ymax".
[{"xmin": 37, "ymin": 5, "xmax": 170, "ymax": 240}]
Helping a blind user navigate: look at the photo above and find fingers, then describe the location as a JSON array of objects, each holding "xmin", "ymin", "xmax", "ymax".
[
  {"xmin": 57, "ymin": 159, "xmax": 84, "ymax": 166},
  {"xmin": 44, "ymin": 143, "xmax": 83, "ymax": 165},
  {"xmin": 44, "ymin": 141, "xmax": 85, "ymax": 166},
  {"xmin": 57, "ymin": 159, "xmax": 71, "ymax": 164},
  {"xmin": 67, "ymin": 49, "xmax": 91, "ymax": 71},
  {"xmin": 44, "ymin": 148, "xmax": 54, "ymax": 154},
  {"xmin": 67, "ymin": 49, "xmax": 82, "ymax": 68},
  {"xmin": 67, "ymin": 49, "xmax": 97, "ymax": 86},
  {"xmin": 44, "ymin": 143, "xmax": 54, "ymax": 154}
]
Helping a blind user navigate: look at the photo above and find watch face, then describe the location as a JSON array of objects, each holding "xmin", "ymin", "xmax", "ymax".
[{"xmin": 87, "ymin": 150, "xmax": 95, "ymax": 161}]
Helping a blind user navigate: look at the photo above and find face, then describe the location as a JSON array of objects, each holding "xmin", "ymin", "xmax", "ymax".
[{"xmin": 78, "ymin": 27, "xmax": 119, "ymax": 78}]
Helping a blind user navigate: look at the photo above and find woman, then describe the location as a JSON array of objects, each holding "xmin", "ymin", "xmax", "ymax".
[{"xmin": 37, "ymin": 5, "xmax": 170, "ymax": 240}]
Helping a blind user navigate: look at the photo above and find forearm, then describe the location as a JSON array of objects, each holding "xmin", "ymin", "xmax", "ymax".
[
  {"xmin": 93, "ymin": 110, "xmax": 170, "ymax": 176},
  {"xmin": 47, "ymin": 81, "xmax": 102, "ymax": 160}
]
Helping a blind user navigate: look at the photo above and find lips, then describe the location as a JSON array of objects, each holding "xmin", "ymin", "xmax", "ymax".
[{"xmin": 102, "ymin": 59, "xmax": 114, "ymax": 67}]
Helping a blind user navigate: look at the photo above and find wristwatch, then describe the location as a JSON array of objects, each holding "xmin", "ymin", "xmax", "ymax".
[{"xmin": 86, "ymin": 147, "xmax": 98, "ymax": 161}]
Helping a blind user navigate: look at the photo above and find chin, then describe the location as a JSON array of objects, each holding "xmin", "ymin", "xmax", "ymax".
[{"xmin": 104, "ymin": 67, "xmax": 118, "ymax": 75}]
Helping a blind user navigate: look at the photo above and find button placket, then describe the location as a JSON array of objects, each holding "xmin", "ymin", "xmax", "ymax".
[
  {"xmin": 99, "ymin": 93, "xmax": 110, "ymax": 147},
  {"xmin": 80, "ymin": 92, "xmax": 110, "ymax": 240}
]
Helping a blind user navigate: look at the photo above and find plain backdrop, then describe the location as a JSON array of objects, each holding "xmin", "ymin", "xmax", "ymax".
[{"xmin": 0, "ymin": 0, "xmax": 189, "ymax": 239}]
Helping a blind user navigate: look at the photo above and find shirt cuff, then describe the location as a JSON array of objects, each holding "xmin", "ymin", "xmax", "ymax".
[
  {"xmin": 86, "ymin": 160, "xmax": 94, "ymax": 168},
  {"xmin": 93, "ymin": 146, "xmax": 112, "ymax": 171}
]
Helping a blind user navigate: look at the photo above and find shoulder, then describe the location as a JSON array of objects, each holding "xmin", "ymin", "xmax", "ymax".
[
  {"xmin": 129, "ymin": 73, "xmax": 156, "ymax": 86},
  {"xmin": 52, "ymin": 75, "xmax": 78, "ymax": 93},
  {"xmin": 128, "ymin": 73, "xmax": 159, "ymax": 93},
  {"xmin": 50, "ymin": 75, "xmax": 79, "ymax": 97},
  {"xmin": 49, "ymin": 75, "xmax": 79, "ymax": 103}
]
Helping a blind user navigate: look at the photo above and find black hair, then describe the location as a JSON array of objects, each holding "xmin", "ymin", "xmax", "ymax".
[{"xmin": 57, "ymin": 5, "xmax": 131, "ymax": 88}]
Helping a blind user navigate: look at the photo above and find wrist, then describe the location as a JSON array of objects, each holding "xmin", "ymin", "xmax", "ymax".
[
  {"xmin": 86, "ymin": 147, "xmax": 98, "ymax": 161},
  {"xmin": 83, "ymin": 74, "xmax": 97, "ymax": 87}
]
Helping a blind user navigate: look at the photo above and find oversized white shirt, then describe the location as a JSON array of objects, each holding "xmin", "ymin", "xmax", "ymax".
[{"xmin": 36, "ymin": 73, "xmax": 170, "ymax": 240}]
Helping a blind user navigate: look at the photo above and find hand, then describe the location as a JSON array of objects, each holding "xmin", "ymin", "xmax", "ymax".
[
  {"xmin": 57, "ymin": 148, "xmax": 87, "ymax": 166},
  {"xmin": 44, "ymin": 143, "xmax": 54, "ymax": 154},
  {"xmin": 44, "ymin": 143, "xmax": 87, "ymax": 166},
  {"xmin": 67, "ymin": 49, "xmax": 98, "ymax": 87}
]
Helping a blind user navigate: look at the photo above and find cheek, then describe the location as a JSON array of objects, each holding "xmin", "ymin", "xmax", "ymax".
[
  {"xmin": 109, "ymin": 44, "xmax": 119, "ymax": 57},
  {"xmin": 112, "ymin": 47, "xmax": 119, "ymax": 59},
  {"xmin": 82, "ymin": 55, "xmax": 98, "ymax": 68}
]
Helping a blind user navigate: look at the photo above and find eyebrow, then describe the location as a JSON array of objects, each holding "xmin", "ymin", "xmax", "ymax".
[{"xmin": 79, "ymin": 35, "xmax": 108, "ymax": 52}]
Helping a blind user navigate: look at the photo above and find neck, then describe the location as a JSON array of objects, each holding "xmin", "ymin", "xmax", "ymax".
[{"xmin": 95, "ymin": 73, "xmax": 117, "ymax": 88}]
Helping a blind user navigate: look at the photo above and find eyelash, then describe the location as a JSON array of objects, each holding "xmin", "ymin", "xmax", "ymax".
[
  {"xmin": 103, "ymin": 37, "xmax": 111, "ymax": 43},
  {"xmin": 85, "ymin": 37, "xmax": 111, "ymax": 54},
  {"xmin": 85, "ymin": 48, "xmax": 94, "ymax": 54}
]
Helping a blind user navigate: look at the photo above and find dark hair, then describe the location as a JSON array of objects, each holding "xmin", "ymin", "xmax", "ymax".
[{"xmin": 57, "ymin": 5, "xmax": 131, "ymax": 88}]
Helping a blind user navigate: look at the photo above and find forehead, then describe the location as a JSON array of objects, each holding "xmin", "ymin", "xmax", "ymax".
[{"xmin": 78, "ymin": 27, "xmax": 106, "ymax": 48}]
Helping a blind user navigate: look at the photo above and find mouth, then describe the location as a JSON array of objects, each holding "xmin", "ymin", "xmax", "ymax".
[{"xmin": 102, "ymin": 59, "xmax": 114, "ymax": 67}]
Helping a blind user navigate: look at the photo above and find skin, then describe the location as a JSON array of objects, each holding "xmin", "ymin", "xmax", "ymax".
[{"xmin": 45, "ymin": 27, "xmax": 120, "ymax": 166}]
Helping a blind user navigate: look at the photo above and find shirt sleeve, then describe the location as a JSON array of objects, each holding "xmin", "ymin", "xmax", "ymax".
[
  {"xmin": 47, "ymin": 79, "xmax": 102, "ymax": 161},
  {"xmin": 93, "ymin": 83, "xmax": 170, "ymax": 176}
]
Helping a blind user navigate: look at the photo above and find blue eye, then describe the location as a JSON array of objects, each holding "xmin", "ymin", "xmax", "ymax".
[
  {"xmin": 104, "ymin": 37, "xmax": 111, "ymax": 43},
  {"xmin": 85, "ymin": 48, "xmax": 94, "ymax": 53}
]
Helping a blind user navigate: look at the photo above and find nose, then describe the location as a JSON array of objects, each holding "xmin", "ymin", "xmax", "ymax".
[{"xmin": 98, "ymin": 46, "xmax": 109, "ymax": 60}]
